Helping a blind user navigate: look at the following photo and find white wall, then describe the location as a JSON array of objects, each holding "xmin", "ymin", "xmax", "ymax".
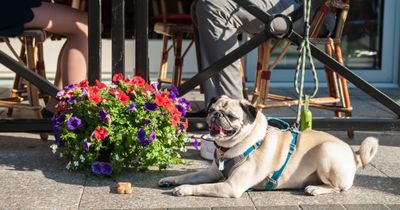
[{"xmin": 0, "ymin": 38, "xmax": 198, "ymax": 84}]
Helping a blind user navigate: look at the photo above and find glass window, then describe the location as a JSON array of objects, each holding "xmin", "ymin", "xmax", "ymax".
[{"xmin": 270, "ymin": 0, "xmax": 384, "ymax": 70}]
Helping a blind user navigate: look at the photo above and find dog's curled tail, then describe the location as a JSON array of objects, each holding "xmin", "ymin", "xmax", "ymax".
[{"xmin": 354, "ymin": 137, "xmax": 379, "ymax": 168}]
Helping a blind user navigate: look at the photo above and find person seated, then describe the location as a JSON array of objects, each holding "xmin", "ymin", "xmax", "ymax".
[
  {"xmin": 0, "ymin": 0, "xmax": 88, "ymax": 116},
  {"xmin": 190, "ymin": 0, "xmax": 335, "ymax": 116}
]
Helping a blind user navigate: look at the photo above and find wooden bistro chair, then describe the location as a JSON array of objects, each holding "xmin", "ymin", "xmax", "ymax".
[
  {"xmin": 152, "ymin": 0, "xmax": 195, "ymax": 87},
  {"xmin": 251, "ymin": 0, "xmax": 353, "ymax": 136},
  {"xmin": 0, "ymin": 1, "xmax": 85, "ymax": 140},
  {"xmin": 0, "ymin": 30, "xmax": 49, "ymax": 140}
]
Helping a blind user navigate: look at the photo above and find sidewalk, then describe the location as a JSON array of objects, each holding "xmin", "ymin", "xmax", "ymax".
[{"xmin": 0, "ymin": 87, "xmax": 400, "ymax": 209}]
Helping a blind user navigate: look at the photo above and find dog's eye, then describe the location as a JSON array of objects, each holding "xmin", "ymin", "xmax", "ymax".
[
  {"xmin": 208, "ymin": 108, "xmax": 215, "ymax": 113},
  {"xmin": 226, "ymin": 113, "xmax": 238, "ymax": 119}
]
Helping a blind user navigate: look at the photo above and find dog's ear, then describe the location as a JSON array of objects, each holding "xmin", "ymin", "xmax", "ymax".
[
  {"xmin": 240, "ymin": 100, "xmax": 258, "ymax": 124},
  {"xmin": 206, "ymin": 96, "xmax": 220, "ymax": 113}
]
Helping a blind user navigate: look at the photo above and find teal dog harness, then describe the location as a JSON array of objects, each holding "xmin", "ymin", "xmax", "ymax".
[{"xmin": 213, "ymin": 117, "xmax": 299, "ymax": 190}]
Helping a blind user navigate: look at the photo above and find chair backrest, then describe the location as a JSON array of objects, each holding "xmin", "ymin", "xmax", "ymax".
[
  {"xmin": 309, "ymin": 0, "xmax": 350, "ymax": 40},
  {"xmin": 152, "ymin": 0, "xmax": 185, "ymax": 23}
]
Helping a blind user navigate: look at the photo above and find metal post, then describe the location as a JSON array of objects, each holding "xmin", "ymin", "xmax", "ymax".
[
  {"xmin": 134, "ymin": 0, "xmax": 149, "ymax": 81},
  {"xmin": 88, "ymin": 0, "xmax": 102, "ymax": 84},
  {"xmin": 112, "ymin": 0, "xmax": 125, "ymax": 76},
  {"xmin": 0, "ymin": 51, "xmax": 58, "ymax": 97}
]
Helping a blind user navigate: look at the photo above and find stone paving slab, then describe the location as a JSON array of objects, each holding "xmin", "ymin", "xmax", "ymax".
[{"xmin": 0, "ymin": 134, "xmax": 85, "ymax": 209}]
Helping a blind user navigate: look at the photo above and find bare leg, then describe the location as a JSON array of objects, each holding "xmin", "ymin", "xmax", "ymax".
[{"xmin": 24, "ymin": 2, "xmax": 88, "ymax": 111}]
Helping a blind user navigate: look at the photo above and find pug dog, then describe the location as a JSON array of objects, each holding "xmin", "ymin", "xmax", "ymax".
[{"xmin": 159, "ymin": 95, "xmax": 378, "ymax": 198}]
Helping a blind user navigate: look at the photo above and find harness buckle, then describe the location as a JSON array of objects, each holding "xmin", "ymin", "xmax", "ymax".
[
  {"xmin": 266, "ymin": 176, "xmax": 277, "ymax": 185},
  {"xmin": 289, "ymin": 144, "xmax": 296, "ymax": 154}
]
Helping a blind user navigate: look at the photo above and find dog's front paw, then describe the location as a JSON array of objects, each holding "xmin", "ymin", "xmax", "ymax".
[
  {"xmin": 159, "ymin": 177, "xmax": 177, "ymax": 187},
  {"xmin": 172, "ymin": 185, "xmax": 193, "ymax": 196}
]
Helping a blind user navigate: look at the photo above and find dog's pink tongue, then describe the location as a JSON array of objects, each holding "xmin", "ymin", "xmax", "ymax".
[{"xmin": 219, "ymin": 127, "xmax": 225, "ymax": 136}]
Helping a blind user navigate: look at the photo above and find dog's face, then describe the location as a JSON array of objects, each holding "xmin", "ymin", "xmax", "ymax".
[{"xmin": 206, "ymin": 95, "xmax": 258, "ymax": 146}]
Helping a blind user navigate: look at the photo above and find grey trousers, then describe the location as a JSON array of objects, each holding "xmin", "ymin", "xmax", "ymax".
[{"xmin": 192, "ymin": 0, "xmax": 334, "ymax": 106}]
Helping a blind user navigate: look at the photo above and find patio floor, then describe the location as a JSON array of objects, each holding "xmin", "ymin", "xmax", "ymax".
[{"xmin": 0, "ymin": 86, "xmax": 400, "ymax": 209}]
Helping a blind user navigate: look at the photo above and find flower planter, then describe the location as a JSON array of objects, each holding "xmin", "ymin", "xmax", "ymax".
[{"xmin": 51, "ymin": 75, "xmax": 191, "ymax": 175}]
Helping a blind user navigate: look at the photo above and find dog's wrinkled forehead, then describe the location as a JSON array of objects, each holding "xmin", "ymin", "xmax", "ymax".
[{"xmin": 210, "ymin": 98, "xmax": 242, "ymax": 114}]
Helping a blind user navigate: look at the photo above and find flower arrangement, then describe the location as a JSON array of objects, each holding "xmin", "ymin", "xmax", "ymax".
[{"xmin": 51, "ymin": 74, "xmax": 191, "ymax": 175}]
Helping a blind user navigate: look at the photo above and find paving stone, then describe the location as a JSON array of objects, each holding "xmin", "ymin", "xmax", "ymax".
[
  {"xmin": 343, "ymin": 204, "xmax": 390, "ymax": 210},
  {"xmin": 299, "ymin": 204, "xmax": 345, "ymax": 210},
  {"xmin": 386, "ymin": 204, "xmax": 400, "ymax": 210},
  {"xmin": 256, "ymin": 205, "xmax": 300, "ymax": 210},
  {"xmin": 211, "ymin": 207, "xmax": 255, "ymax": 210},
  {"xmin": 169, "ymin": 208, "xmax": 210, "ymax": 210}
]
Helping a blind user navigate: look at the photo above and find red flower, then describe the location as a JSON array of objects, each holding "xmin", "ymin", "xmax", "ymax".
[
  {"xmin": 143, "ymin": 84, "xmax": 155, "ymax": 93},
  {"xmin": 169, "ymin": 106, "xmax": 182, "ymax": 126},
  {"xmin": 112, "ymin": 73, "xmax": 124, "ymax": 82},
  {"xmin": 77, "ymin": 80, "xmax": 89, "ymax": 88},
  {"xmin": 155, "ymin": 93, "xmax": 173, "ymax": 109},
  {"xmin": 117, "ymin": 92, "xmax": 130, "ymax": 104},
  {"xmin": 92, "ymin": 127, "xmax": 108, "ymax": 141},
  {"xmin": 88, "ymin": 86, "xmax": 103, "ymax": 104},
  {"xmin": 183, "ymin": 118, "xmax": 188, "ymax": 130},
  {"xmin": 131, "ymin": 76, "xmax": 145, "ymax": 87},
  {"xmin": 96, "ymin": 80, "xmax": 107, "ymax": 89}
]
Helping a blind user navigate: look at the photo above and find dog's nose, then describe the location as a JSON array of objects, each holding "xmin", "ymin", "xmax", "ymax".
[{"xmin": 214, "ymin": 112, "xmax": 223, "ymax": 118}]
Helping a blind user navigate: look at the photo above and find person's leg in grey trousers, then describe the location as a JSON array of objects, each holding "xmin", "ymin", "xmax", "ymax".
[{"xmin": 193, "ymin": 0, "xmax": 301, "ymax": 107}]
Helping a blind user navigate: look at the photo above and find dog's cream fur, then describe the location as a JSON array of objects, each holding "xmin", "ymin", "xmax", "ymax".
[{"xmin": 159, "ymin": 96, "xmax": 379, "ymax": 198}]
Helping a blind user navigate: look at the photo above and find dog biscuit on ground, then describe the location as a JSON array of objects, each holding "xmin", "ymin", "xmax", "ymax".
[{"xmin": 116, "ymin": 182, "xmax": 132, "ymax": 194}]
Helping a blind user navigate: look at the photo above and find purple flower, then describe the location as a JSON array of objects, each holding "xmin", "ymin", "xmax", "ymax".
[
  {"xmin": 98, "ymin": 109, "xmax": 108, "ymax": 120},
  {"xmin": 176, "ymin": 104, "xmax": 186, "ymax": 117},
  {"xmin": 151, "ymin": 82, "xmax": 159, "ymax": 90},
  {"xmin": 55, "ymin": 133, "xmax": 65, "ymax": 147},
  {"xmin": 91, "ymin": 162, "xmax": 112, "ymax": 175},
  {"xmin": 137, "ymin": 128, "xmax": 156, "ymax": 146},
  {"xmin": 127, "ymin": 103, "xmax": 137, "ymax": 112},
  {"xmin": 83, "ymin": 140, "xmax": 90, "ymax": 152},
  {"xmin": 66, "ymin": 96, "xmax": 76, "ymax": 103},
  {"xmin": 67, "ymin": 116, "xmax": 82, "ymax": 130},
  {"xmin": 169, "ymin": 85, "xmax": 179, "ymax": 100},
  {"xmin": 56, "ymin": 90, "xmax": 65, "ymax": 99},
  {"xmin": 178, "ymin": 98, "xmax": 191, "ymax": 110},
  {"xmin": 193, "ymin": 139, "xmax": 200, "ymax": 150},
  {"xmin": 64, "ymin": 84, "xmax": 76, "ymax": 90},
  {"xmin": 142, "ymin": 119, "xmax": 151, "ymax": 125},
  {"xmin": 144, "ymin": 103, "xmax": 158, "ymax": 112}
]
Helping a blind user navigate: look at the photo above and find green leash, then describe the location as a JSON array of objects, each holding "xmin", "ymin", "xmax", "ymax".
[{"xmin": 294, "ymin": 0, "xmax": 318, "ymax": 131}]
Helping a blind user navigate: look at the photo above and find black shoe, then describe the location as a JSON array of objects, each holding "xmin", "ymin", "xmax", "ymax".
[
  {"xmin": 41, "ymin": 108, "xmax": 54, "ymax": 118},
  {"xmin": 185, "ymin": 109, "xmax": 207, "ymax": 118}
]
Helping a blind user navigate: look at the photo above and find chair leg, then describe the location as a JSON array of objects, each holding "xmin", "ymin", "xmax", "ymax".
[
  {"xmin": 25, "ymin": 36, "xmax": 48, "ymax": 140},
  {"xmin": 324, "ymin": 40, "xmax": 342, "ymax": 118},
  {"xmin": 239, "ymin": 61, "xmax": 248, "ymax": 100},
  {"xmin": 36, "ymin": 41, "xmax": 49, "ymax": 104},
  {"xmin": 251, "ymin": 43, "xmax": 265, "ymax": 105},
  {"xmin": 172, "ymin": 33, "xmax": 183, "ymax": 87},
  {"xmin": 334, "ymin": 42, "xmax": 353, "ymax": 138},
  {"xmin": 258, "ymin": 39, "xmax": 272, "ymax": 110},
  {"xmin": 158, "ymin": 35, "xmax": 169, "ymax": 87}
]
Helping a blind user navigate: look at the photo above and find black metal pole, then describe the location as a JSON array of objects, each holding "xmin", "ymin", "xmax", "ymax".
[
  {"xmin": 0, "ymin": 51, "xmax": 58, "ymax": 97},
  {"xmin": 134, "ymin": 0, "xmax": 149, "ymax": 82},
  {"xmin": 112, "ymin": 0, "xmax": 125, "ymax": 76},
  {"xmin": 88, "ymin": 0, "xmax": 102, "ymax": 84},
  {"xmin": 178, "ymin": 30, "xmax": 271, "ymax": 96}
]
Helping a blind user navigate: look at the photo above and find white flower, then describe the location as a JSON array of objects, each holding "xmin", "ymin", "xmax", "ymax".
[
  {"xmin": 66, "ymin": 162, "xmax": 71, "ymax": 170},
  {"xmin": 50, "ymin": 144, "xmax": 58, "ymax": 154},
  {"xmin": 59, "ymin": 153, "xmax": 63, "ymax": 158},
  {"xmin": 114, "ymin": 154, "xmax": 120, "ymax": 161},
  {"xmin": 73, "ymin": 161, "xmax": 79, "ymax": 167},
  {"xmin": 180, "ymin": 147, "xmax": 187, "ymax": 152},
  {"xmin": 79, "ymin": 154, "xmax": 85, "ymax": 162}
]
